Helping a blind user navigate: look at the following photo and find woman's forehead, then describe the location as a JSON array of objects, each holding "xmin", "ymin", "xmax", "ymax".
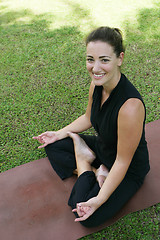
[{"xmin": 86, "ymin": 41, "xmax": 114, "ymax": 56}]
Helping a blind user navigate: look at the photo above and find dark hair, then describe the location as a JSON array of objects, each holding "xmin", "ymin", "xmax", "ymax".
[{"xmin": 86, "ymin": 26, "xmax": 125, "ymax": 57}]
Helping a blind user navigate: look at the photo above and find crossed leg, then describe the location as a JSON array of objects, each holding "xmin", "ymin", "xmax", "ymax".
[
  {"xmin": 68, "ymin": 132, "xmax": 109, "ymax": 187},
  {"xmin": 68, "ymin": 132, "xmax": 96, "ymax": 176}
]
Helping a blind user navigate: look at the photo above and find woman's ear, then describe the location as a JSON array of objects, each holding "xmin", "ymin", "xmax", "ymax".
[{"xmin": 118, "ymin": 52, "xmax": 124, "ymax": 66}]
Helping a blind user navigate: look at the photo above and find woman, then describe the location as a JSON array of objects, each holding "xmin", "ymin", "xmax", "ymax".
[{"xmin": 33, "ymin": 27, "xmax": 150, "ymax": 227}]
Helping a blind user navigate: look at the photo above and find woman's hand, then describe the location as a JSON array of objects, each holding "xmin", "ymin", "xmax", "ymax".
[
  {"xmin": 72, "ymin": 197, "xmax": 100, "ymax": 222},
  {"xmin": 32, "ymin": 131, "xmax": 60, "ymax": 148}
]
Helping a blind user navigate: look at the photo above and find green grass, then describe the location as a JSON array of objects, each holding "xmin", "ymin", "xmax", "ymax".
[{"xmin": 0, "ymin": 0, "xmax": 160, "ymax": 239}]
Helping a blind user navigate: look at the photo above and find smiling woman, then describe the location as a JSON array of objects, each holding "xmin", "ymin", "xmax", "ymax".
[
  {"xmin": 33, "ymin": 26, "xmax": 150, "ymax": 227},
  {"xmin": 85, "ymin": 27, "xmax": 125, "ymax": 93},
  {"xmin": 86, "ymin": 41, "xmax": 124, "ymax": 91}
]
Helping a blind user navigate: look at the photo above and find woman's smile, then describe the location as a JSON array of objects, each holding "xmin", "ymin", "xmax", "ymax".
[
  {"xmin": 86, "ymin": 41, "xmax": 124, "ymax": 91},
  {"xmin": 93, "ymin": 73, "xmax": 106, "ymax": 80}
]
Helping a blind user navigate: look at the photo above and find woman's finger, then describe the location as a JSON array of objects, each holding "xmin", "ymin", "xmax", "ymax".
[
  {"xmin": 74, "ymin": 213, "xmax": 90, "ymax": 222},
  {"xmin": 32, "ymin": 136, "xmax": 39, "ymax": 139},
  {"xmin": 32, "ymin": 136, "xmax": 43, "ymax": 143},
  {"xmin": 38, "ymin": 143, "xmax": 48, "ymax": 149},
  {"xmin": 72, "ymin": 208, "xmax": 77, "ymax": 213}
]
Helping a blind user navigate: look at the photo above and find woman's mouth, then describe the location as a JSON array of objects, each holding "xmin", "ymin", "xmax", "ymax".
[{"xmin": 93, "ymin": 73, "xmax": 106, "ymax": 79}]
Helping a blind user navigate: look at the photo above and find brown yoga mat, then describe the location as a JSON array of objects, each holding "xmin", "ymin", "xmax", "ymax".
[{"xmin": 0, "ymin": 120, "xmax": 160, "ymax": 240}]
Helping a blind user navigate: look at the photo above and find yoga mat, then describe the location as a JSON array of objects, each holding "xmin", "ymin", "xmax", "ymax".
[{"xmin": 0, "ymin": 119, "xmax": 160, "ymax": 240}]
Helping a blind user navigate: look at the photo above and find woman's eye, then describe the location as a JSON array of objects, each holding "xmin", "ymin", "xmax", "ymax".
[
  {"xmin": 87, "ymin": 58, "xmax": 94, "ymax": 62},
  {"xmin": 102, "ymin": 59, "xmax": 109, "ymax": 63}
]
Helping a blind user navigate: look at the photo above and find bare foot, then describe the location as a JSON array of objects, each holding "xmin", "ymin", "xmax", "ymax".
[
  {"xmin": 96, "ymin": 164, "xmax": 109, "ymax": 188},
  {"xmin": 68, "ymin": 132, "xmax": 96, "ymax": 164}
]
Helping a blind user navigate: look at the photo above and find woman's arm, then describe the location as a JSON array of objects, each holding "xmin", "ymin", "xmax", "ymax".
[
  {"xmin": 57, "ymin": 81, "xmax": 95, "ymax": 137},
  {"xmin": 97, "ymin": 98, "xmax": 145, "ymax": 204},
  {"xmin": 73, "ymin": 98, "xmax": 145, "ymax": 222}
]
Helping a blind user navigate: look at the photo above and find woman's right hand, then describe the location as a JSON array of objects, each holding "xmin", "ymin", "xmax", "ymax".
[{"xmin": 33, "ymin": 131, "xmax": 61, "ymax": 148}]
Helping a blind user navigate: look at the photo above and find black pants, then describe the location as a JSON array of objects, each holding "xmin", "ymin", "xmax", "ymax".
[{"xmin": 45, "ymin": 135, "xmax": 144, "ymax": 228}]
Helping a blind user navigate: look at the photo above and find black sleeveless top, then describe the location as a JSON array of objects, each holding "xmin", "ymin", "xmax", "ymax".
[{"xmin": 91, "ymin": 73, "xmax": 150, "ymax": 179}]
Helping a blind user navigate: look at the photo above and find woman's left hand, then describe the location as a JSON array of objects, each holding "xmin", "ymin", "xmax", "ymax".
[{"xmin": 72, "ymin": 197, "xmax": 100, "ymax": 222}]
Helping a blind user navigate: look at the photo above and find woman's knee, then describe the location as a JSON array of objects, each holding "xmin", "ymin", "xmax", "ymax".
[
  {"xmin": 45, "ymin": 140, "xmax": 62, "ymax": 152},
  {"xmin": 79, "ymin": 219, "xmax": 94, "ymax": 228},
  {"xmin": 45, "ymin": 137, "xmax": 74, "ymax": 153},
  {"xmin": 77, "ymin": 213, "xmax": 103, "ymax": 228},
  {"xmin": 76, "ymin": 203, "xmax": 115, "ymax": 228}
]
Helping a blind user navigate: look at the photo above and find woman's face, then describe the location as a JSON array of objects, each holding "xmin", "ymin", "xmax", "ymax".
[{"xmin": 86, "ymin": 41, "xmax": 124, "ymax": 88}]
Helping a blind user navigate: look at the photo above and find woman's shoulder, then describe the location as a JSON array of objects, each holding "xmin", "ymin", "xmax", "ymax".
[
  {"xmin": 118, "ymin": 98, "xmax": 145, "ymax": 124},
  {"xmin": 87, "ymin": 81, "xmax": 95, "ymax": 102},
  {"xmin": 90, "ymin": 81, "xmax": 95, "ymax": 91}
]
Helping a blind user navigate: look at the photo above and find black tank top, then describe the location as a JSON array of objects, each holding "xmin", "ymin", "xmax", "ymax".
[{"xmin": 91, "ymin": 73, "xmax": 150, "ymax": 179}]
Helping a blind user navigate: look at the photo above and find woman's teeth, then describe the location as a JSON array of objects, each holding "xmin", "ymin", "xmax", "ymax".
[{"xmin": 94, "ymin": 73, "xmax": 105, "ymax": 77}]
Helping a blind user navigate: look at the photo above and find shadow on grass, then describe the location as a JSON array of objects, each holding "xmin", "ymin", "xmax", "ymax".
[
  {"xmin": 123, "ymin": 3, "xmax": 160, "ymax": 122},
  {"xmin": 0, "ymin": 5, "xmax": 93, "ymax": 170}
]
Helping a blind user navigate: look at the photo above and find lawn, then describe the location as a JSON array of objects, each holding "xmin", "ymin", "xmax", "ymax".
[{"xmin": 0, "ymin": 0, "xmax": 160, "ymax": 239}]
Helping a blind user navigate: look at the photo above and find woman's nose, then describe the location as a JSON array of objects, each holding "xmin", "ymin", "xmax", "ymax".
[{"xmin": 92, "ymin": 61, "xmax": 101, "ymax": 72}]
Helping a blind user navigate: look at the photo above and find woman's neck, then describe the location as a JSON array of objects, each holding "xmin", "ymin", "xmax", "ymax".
[{"xmin": 103, "ymin": 72, "xmax": 121, "ymax": 95}]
